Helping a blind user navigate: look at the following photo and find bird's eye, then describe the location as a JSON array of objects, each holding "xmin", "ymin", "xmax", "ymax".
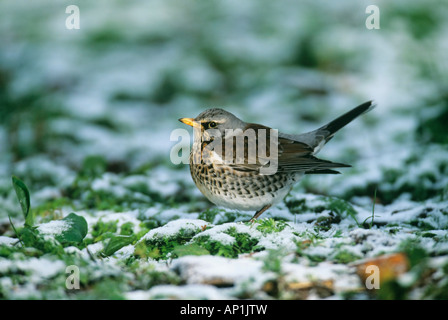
[{"xmin": 208, "ymin": 121, "xmax": 217, "ymax": 129}]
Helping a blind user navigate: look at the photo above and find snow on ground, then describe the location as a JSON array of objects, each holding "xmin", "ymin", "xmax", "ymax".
[{"xmin": 0, "ymin": 0, "xmax": 447, "ymax": 300}]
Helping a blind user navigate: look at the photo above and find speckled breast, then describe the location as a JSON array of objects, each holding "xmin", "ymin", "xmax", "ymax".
[{"xmin": 189, "ymin": 148, "xmax": 301, "ymax": 211}]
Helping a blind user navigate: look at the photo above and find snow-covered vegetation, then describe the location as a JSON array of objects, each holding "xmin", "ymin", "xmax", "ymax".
[{"xmin": 0, "ymin": 0, "xmax": 447, "ymax": 299}]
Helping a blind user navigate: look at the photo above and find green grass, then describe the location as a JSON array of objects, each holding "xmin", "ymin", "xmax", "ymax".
[
  {"xmin": 135, "ymin": 227, "xmax": 202, "ymax": 260},
  {"xmin": 1, "ymin": 0, "xmax": 448, "ymax": 300},
  {"xmin": 256, "ymin": 218, "xmax": 288, "ymax": 234},
  {"xmin": 333, "ymin": 250, "xmax": 361, "ymax": 264},
  {"xmin": 193, "ymin": 226, "xmax": 262, "ymax": 258}
]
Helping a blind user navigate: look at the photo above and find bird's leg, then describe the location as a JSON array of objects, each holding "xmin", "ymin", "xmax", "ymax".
[{"xmin": 249, "ymin": 204, "xmax": 272, "ymax": 222}]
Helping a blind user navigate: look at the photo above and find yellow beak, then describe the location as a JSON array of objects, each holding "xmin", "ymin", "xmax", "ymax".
[{"xmin": 179, "ymin": 118, "xmax": 198, "ymax": 127}]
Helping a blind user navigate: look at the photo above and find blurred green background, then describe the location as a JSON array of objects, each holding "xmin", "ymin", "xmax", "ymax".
[
  {"xmin": 0, "ymin": 0, "xmax": 447, "ymax": 216},
  {"xmin": 1, "ymin": 0, "xmax": 448, "ymax": 301}
]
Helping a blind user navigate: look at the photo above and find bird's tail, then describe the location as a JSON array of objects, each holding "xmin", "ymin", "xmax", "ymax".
[
  {"xmin": 294, "ymin": 100, "xmax": 376, "ymax": 153},
  {"xmin": 319, "ymin": 100, "xmax": 376, "ymax": 140}
]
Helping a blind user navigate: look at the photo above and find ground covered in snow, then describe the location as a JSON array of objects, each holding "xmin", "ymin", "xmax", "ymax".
[{"xmin": 1, "ymin": 0, "xmax": 448, "ymax": 300}]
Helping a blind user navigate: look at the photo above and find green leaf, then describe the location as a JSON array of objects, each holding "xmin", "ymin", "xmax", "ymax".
[
  {"xmin": 20, "ymin": 227, "xmax": 64, "ymax": 255},
  {"xmin": 55, "ymin": 213, "xmax": 88, "ymax": 244},
  {"xmin": 11, "ymin": 176, "xmax": 33, "ymax": 227},
  {"xmin": 172, "ymin": 244, "xmax": 210, "ymax": 258},
  {"xmin": 102, "ymin": 235, "xmax": 134, "ymax": 257}
]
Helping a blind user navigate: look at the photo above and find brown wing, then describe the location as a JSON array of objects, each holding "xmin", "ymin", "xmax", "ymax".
[
  {"xmin": 215, "ymin": 123, "xmax": 277, "ymax": 172},
  {"xmin": 218, "ymin": 123, "xmax": 350, "ymax": 174},
  {"xmin": 276, "ymin": 131, "xmax": 350, "ymax": 173}
]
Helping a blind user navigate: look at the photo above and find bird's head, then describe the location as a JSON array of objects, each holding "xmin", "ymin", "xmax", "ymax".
[{"xmin": 179, "ymin": 108, "xmax": 245, "ymax": 142}]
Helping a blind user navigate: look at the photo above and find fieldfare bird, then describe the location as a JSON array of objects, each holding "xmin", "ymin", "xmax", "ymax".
[{"xmin": 179, "ymin": 101, "xmax": 375, "ymax": 221}]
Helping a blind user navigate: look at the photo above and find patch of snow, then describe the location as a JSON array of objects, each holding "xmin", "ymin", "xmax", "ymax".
[
  {"xmin": 172, "ymin": 255, "xmax": 270, "ymax": 287},
  {"xmin": 0, "ymin": 257, "xmax": 66, "ymax": 283},
  {"xmin": 257, "ymin": 225, "xmax": 299, "ymax": 251},
  {"xmin": 0, "ymin": 236, "xmax": 17, "ymax": 247},
  {"xmin": 140, "ymin": 219, "xmax": 208, "ymax": 242},
  {"xmin": 141, "ymin": 207, "xmax": 200, "ymax": 225},
  {"xmin": 36, "ymin": 219, "xmax": 71, "ymax": 236},
  {"xmin": 127, "ymin": 284, "xmax": 232, "ymax": 300},
  {"xmin": 114, "ymin": 244, "xmax": 135, "ymax": 259}
]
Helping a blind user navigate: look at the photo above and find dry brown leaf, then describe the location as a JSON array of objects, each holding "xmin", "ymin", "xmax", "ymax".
[{"xmin": 355, "ymin": 252, "xmax": 409, "ymax": 286}]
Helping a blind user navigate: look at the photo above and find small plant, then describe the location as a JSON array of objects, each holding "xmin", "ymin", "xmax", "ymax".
[
  {"xmin": 171, "ymin": 243, "xmax": 210, "ymax": 258},
  {"xmin": 314, "ymin": 213, "xmax": 341, "ymax": 232},
  {"xmin": 256, "ymin": 218, "xmax": 288, "ymax": 235},
  {"xmin": 333, "ymin": 249, "xmax": 361, "ymax": 264},
  {"xmin": 362, "ymin": 188, "xmax": 380, "ymax": 229},
  {"xmin": 293, "ymin": 231, "xmax": 325, "ymax": 265},
  {"xmin": 371, "ymin": 188, "xmax": 377, "ymax": 228},
  {"xmin": 135, "ymin": 227, "xmax": 202, "ymax": 260},
  {"xmin": 100, "ymin": 235, "xmax": 131, "ymax": 257},
  {"xmin": 12, "ymin": 175, "xmax": 33, "ymax": 227},
  {"xmin": 9, "ymin": 176, "xmax": 89, "ymax": 252},
  {"xmin": 326, "ymin": 197, "xmax": 359, "ymax": 226},
  {"xmin": 193, "ymin": 226, "xmax": 262, "ymax": 258},
  {"xmin": 262, "ymin": 249, "xmax": 285, "ymax": 275}
]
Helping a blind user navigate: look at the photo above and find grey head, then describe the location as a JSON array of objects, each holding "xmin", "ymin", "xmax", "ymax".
[
  {"xmin": 179, "ymin": 108, "xmax": 247, "ymax": 141},
  {"xmin": 195, "ymin": 108, "xmax": 246, "ymax": 130}
]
